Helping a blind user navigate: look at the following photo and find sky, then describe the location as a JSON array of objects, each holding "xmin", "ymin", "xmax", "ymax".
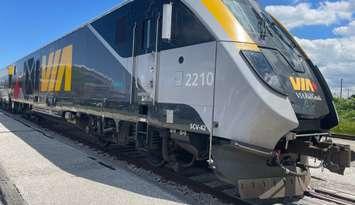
[{"xmin": 0, "ymin": 0, "xmax": 354, "ymax": 96}]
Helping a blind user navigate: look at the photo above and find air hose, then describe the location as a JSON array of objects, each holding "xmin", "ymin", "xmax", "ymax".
[{"xmin": 271, "ymin": 150, "xmax": 309, "ymax": 177}]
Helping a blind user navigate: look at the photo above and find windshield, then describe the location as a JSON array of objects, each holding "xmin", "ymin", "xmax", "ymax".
[
  {"xmin": 222, "ymin": 0, "xmax": 305, "ymax": 72},
  {"xmin": 222, "ymin": 0, "xmax": 330, "ymax": 119},
  {"xmin": 222, "ymin": 0, "xmax": 262, "ymax": 39}
]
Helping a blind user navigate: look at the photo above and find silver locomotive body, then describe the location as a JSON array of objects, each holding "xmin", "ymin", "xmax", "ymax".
[{"xmin": 0, "ymin": 0, "xmax": 350, "ymax": 200}]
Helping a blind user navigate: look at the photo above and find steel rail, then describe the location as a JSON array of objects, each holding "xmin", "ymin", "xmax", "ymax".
[
  {"xmin": 332, "ymin": 133, "xmax": 355, "ymax": 141},
  {"xmin": 305, "ymin": 188, "xmax": 355, "ymax": 205}
]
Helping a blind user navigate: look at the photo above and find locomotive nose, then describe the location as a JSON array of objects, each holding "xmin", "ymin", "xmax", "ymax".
[
  {"xmin": 260, "ymin": 48, "xmax": 337, "ymax": 131},
  {"xmin": 212, "ymin": 42, "xmax": 299, "ymax": 150}
]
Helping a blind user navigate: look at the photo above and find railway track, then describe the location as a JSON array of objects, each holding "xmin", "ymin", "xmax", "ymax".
[
  {"xmin": 3, "ymin": 110, "xmax": 355, "ymax": 205},
  {"xmin": 332, "ymin": 133, "xmax": 355, "ymax": 141},
  {"xmin": 305, "ymin": 188, "xmax": 355, "ymax": 205}
]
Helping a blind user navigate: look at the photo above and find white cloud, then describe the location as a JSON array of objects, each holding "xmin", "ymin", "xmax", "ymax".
[
  {"xmin": 265, "ymin": 1, "xmax": 355, "ymax": 29},
  {"xmin": 295, "ymin": 37, "xmax": 355, "ymax": 91},
  {"xmin": 333, "ymin": 20, "xmax": 355, "ymax": 36}
]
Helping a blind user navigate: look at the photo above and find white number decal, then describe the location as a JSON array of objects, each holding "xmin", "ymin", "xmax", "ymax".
[
  {"xmin": 192, "ymin": 73, "xmax": 199, "ymax": 87},
  {"xmin": 190, "ymin": 123, "xmax": 207, "ymax": 132},
  {"xmin": 185, "ymin": 72, "xmax": 214, "ymax": 88},
  {"xmin": 186, "ymin": 73, "xmax": 192, "ymax": 87},
  {"xmin": 206, "ymin": 72, "xmax": 214, "ymax": 86},
  {"xmin": 200, "ymin": 73, "xmax": 205, "ymax": 87}
]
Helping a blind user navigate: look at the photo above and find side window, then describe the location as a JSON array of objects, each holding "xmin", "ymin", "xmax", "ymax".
[
  {"xmin": 116, "ymin": 16, "xmax": 128, "ymax": 44},
  {"xmin": 142, "ymin": 18, "xmax": 157, "ymax": 52},
  {"xmin": 161, "ymin": 2, "xmax": 214, "ymax": 49},
  {"xmin": 116, "ymin": 16, "xmax": 131, "ymax": 56},
  {"xmin": 142, "ymin": 19, "xmax": 152, "ymax": 50},
  {"xmin": 92, "ymin": 4, "xmax": 132, "ymax": 58}
]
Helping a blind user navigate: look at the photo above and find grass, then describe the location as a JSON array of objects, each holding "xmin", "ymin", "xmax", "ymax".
[{"xmin": 332, "ymin": 97, "xmax": 355, "ymax": 136}]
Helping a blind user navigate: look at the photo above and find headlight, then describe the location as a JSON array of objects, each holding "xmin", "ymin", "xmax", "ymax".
[{"xmin": 241, "ymin": 50, "xmax": 287, "ymax": 95}]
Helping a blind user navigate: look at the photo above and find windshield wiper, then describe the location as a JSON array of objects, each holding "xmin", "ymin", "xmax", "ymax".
[
  {"xmin": 261, "ymin": 12, "xmax": 296, "ymax": 50},
  {"xmin": 251, "ymin": 7, "xmax": 268, "ymax": 40}
]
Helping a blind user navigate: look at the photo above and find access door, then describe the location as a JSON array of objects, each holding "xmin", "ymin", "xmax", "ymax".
[
  {"xmin": 132, "ymin": 0, "xmax": 160, "ymax": 104},
  {"xmin": 157, "ymin": 0, "xmax": 217, "ymax": 133}
]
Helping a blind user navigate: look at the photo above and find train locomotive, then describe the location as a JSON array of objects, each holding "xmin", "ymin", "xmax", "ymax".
[{"xmin": 0, "ymin": 0, "xmax": 351, "ymax": 200}]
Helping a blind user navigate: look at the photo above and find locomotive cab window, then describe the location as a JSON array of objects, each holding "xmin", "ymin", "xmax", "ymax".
[
  {"xmin": 142, "ymin": 18, "xmax": 155, "ymax": 52},
  {"xmin": 161, "ymin": 1, "xmax": 214, "ymax": 50},
  {"xmin": 116, "ymin": 16, "xmax": 130, "ymax": 56},
  {"xmin": 116, "ymin": 17, "xmax": 128, "ymax": 43}
]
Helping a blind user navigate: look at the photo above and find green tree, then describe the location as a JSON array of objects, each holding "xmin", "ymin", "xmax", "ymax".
[{"xmin": 333, "ymin": 97, "xmax": 355, "ymax": 135}]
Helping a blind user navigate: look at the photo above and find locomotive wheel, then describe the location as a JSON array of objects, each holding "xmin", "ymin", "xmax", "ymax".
[
  {"xmin": 146, "ymin": 150, "xmax": 165, "ymax": 167},
  {"xmin": 97, "ymin": 138, "xmax": 111, "ymax": 149},
  {"xmin": 94, "ymin": 117, "xmax": 111, "ymax": 149}
]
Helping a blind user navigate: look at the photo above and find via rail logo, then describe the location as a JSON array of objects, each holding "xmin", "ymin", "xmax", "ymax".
[
  {"xmin": 289, "ymin": 76, "xmax": 322, "ymax": 101},
  {"xmin": 40, "ymin": 45, "xmax": 73, "ymax": 92}
]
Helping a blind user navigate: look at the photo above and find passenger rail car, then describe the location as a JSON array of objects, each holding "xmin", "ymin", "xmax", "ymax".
[{"xmin": 0, "ymin": 0, "xmax": 351, "ymax": 200}]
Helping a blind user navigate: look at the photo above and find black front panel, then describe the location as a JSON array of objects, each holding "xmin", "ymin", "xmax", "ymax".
[
  {"xmin": 262, "ymin": 48, "xmax": 330, "ymax": 119},
  {"xmin": 222, "ymin": 0, "xmax": 334, "ymax": 124}
]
